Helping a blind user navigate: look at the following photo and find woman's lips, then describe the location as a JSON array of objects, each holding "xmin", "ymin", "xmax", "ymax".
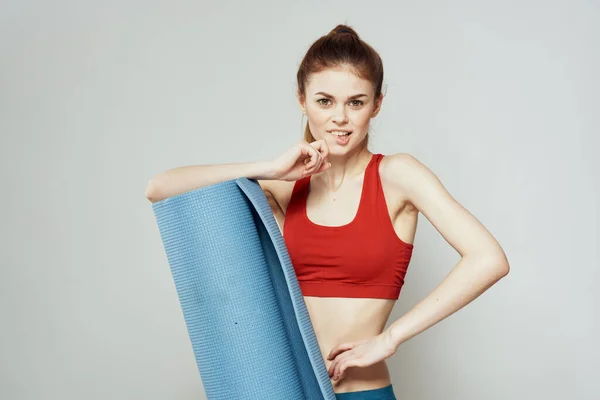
[{"xmin": 330, "ymin": 131, "xmax": 352, "ymax": 145}]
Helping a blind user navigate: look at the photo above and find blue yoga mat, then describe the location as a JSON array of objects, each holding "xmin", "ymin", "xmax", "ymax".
[{"xmin": 151, "ymin": 177, "xmax": 336, "ymax": 400}]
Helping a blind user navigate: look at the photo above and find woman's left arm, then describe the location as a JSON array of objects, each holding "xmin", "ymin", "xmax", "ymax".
[
  {"xmin": 327, "ymin": 153, "xmax": 509, "ymax": 382},
  {"xmin": 382, "ymin": 153, "xmax": 510, "ymax": 347}
]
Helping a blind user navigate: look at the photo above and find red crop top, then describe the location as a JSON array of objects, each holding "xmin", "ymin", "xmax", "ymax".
[{"xmin": 283, "ymin": 153, "xmax": 414, "ymax": 300}]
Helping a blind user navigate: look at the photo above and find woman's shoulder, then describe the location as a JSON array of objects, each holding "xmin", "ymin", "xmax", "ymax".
[
  {"xmin": 379, "ymin": 152, "xmax": 424, "ymax": 183},
  {"xmin": 379, "ymin": 152, "xmax": 428, "ymax": 212}
]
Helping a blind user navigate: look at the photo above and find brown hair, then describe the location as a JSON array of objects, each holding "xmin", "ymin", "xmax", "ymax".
[{"xmin": 296, "ymin": 24, "xmax": 384, "ymax": 147}]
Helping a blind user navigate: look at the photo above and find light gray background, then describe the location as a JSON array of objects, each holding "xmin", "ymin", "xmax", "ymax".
[{"xmin": 1, "ymin": 0, "xmax": 598, "ymax": 399}]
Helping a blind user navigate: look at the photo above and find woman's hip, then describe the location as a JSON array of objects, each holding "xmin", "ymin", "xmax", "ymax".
[{"xmin": 334, "ymin": 384, "xmax": 397, "ymax": 400}]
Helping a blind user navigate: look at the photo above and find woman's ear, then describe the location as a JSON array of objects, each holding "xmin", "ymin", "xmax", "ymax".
[
  {"xmin": 297, "ymin": 93, "xmax": 307, "ymax": 114},
  {"xmin": 372, "ymin": 93, "xmax": 384, "ymax": 117}
]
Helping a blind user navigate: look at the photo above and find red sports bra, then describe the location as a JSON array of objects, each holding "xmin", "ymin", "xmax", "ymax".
[{"xmin": 283, "ymin": 153, "xmax": 414, "ymax": 300}]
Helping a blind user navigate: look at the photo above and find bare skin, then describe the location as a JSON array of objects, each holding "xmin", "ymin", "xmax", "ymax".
[
  {"xmin": 261, "ymin": 66, "xmax": 509, "ymax": 391},
  {"xmin": 147, "ymin": 64, "xmax": 509, "ymax": 394},
  {"xmin": 258, "ymin": 65, "xmax": 418, "ymax": 392},
  {"xmin": 259, "ymin": 151, "xmax": 418, "ymax": 393}
]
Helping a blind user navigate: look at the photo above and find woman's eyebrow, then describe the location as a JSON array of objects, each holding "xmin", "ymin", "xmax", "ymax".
[{"xmin": 314, "ymin": 92, "xmax": 368, "ymax": 99}]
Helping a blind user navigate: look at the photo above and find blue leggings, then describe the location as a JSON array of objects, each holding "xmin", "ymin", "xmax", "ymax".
[{"xmin": 335, "ymin": 384, "xmax": 396, "ymax": 400}]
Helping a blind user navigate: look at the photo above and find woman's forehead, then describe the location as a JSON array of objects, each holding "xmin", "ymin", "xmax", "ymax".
[{"xmin": 306, "ymin": 68, "xmax": 373, "ymax": 96}]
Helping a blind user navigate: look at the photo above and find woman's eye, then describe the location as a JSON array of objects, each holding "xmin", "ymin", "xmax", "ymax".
[{"xmin": 317, "ymin": 99, "xmax": 364, "ymax": 107}]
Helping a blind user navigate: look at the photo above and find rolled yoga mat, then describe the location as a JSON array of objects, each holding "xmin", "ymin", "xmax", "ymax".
[{"xmin": 152, "ymin": 177, "xmax": 336, "ymax": 400}]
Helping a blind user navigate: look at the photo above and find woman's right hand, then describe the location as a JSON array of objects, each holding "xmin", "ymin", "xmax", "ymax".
[{"xmin": 270, "ymin": 140, "xmax": 331, "ymax": 181}]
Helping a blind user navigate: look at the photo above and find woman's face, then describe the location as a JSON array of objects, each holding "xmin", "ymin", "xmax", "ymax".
[{"xmin": 299, "ymin": 65, "xmax": 383, "ymax": 155}]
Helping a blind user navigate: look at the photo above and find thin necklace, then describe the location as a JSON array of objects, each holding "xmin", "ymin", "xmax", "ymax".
[
  {"xmin": 329, "ymin": 150, "xmax": 371, "ymax": 201},
  {"xmin": 328, "ymin": 155, "xmax": 360, "ymax": 201},
  {"xmin": 330, "ymin": 175, "xmax": 345, "ymax": 201}
]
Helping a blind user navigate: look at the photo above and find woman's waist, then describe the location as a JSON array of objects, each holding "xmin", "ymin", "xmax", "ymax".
[
  {"xmin": 303, "ymin": 297, "xmax": 395, "ymax": 392},
  {"xmin": 315, "ymin": 326, "xmax": 392, "ymax": 392},
  {"xmin": 304, "ymin": 296, "xmax": 394, "ymax": 334},
  {"xmin": 328, "ymin": 359, "xmax": 392, "ymax": 394}
]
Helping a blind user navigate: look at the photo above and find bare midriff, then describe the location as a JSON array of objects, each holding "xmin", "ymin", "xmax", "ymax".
[
  {"xmin": 303, "ymin": 295, "xmax": 396, "ymax": 393},
  {"xmin": 260, "ymin": 157, "xmax": 417, "ymax": 393}
]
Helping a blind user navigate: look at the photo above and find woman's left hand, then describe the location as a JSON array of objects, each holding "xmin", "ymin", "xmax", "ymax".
[{"xmin": 327, "ymin": 329, "xmax": 398, "ymax": 383}]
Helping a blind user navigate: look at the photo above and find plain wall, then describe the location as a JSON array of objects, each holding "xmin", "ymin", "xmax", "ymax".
[{"xmin": 1, "ymin": 0, "xmax": 598, "ymax": 399}]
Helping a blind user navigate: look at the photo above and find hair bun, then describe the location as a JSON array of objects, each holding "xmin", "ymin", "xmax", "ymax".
[{"xmin": 329, "ymin": 24, "xmax": 359, "ymax": 38}]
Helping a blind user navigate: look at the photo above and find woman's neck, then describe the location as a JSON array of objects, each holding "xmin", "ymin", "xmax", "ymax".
[{"xmin": 316, "ymin": 146, "xmax": 372, "ymax": 192}]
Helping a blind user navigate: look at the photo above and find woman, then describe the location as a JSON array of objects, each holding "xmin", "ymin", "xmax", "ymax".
[{"xmin": 146, "ymin": 24, "xmax": 509, "ymax": 400}]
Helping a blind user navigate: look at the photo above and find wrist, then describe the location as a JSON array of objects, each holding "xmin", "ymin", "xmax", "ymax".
[
  {"xmin": 247, "ymin": 161, "xmax": 277, "ymax": 180},
  {"xmin": 386, "ymin": 322, "xmax": 408, "ymax": 349},
  {"xmin": 259, "ymin": 160, "xmax": 278, "ymax": 180}
]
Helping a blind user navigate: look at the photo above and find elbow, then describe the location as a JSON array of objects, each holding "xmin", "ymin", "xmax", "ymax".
[
  {"xmin": 497, "ymin": 250, "xmax": 510, "ymax": 276},
  {"xmin": 145, "ymin": 179, "xmax": 164, "ymax": 204},
  {"xmin": 504, "ymin": 259, "xmax": 510, "ymax": 275},
  {"xmin": 489, "ymin": 253, "xmax": 510, "ymax": 280},
  {"xmin": 470, "ymin": 251, "xmax": 510, "ymax": 280},
  {"xmin": 497, "ymin": 260, "xmax": 510, "ymax": 278}
]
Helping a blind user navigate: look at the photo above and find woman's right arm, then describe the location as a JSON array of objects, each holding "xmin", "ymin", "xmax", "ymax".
[
  {"xmin": 145, "ymin": 140, "xmax": 331, "ymax": 204},
  {"xmin": 145, "ymin": 161, "xmax": 275, "ymax": 204}
]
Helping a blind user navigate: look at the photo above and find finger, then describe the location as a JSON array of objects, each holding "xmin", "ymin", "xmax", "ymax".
[
  {"xmin": 327, "ymin": 356, "xmax": 340, "ymax": 377},
  {"xmin": 309, "ymin": 142, "xmax": 329, "ymax": 169},
  {"xmin": 333, "ymin": 353, "xmax": 353, "ymax": 381},
  {"xmin": 306, "ymin": 153, "xmax": 323, "ymax": 174},
  {"xmin": 298, "ymin": 148, "xmax": 314, "ymax": 175},
  {"xmin": 297, "ymin": 141, "xmax": 316, "ymax": 163},
  {"xmin": 310, "ymin": 139, "xmax": 330, "ymax": 158},
  {"xmin": 303, "ymin": 146, "xmax": 319, "ymax": 170},
  {"xmin": 337, "ymin": 360, "xmax": 354, "ymax": 382},
  {"xmin": 319, "ymin": 139, "xmax": 330, "ymax": 158},
  {"xmin": 331, "ymin": 350, "xmax": 350, "ymax": 378},
  {"xmin": 316, "ymin": 161, "xmax": 332, "ymax": 173},
  {"xmin": 335, "ymin": 354, "xmax": 360, "ymax": 381},
  {"xmin": 312, "ymin": 153, "xmax": 324, "ymax": 173},
  {"xmin": 328, "ymin": 352, "xmax": 346, "ymax": 378},
  {"xmin": 328, "ymin": 343, "xmax": 354, "ymax": 360},
  {"xmin": 296, "ymin": 141, "xmax": 311, "ymax": 158},
  {"xmin": 334, "ymin": 361, "xmax": 344, "ymax": 381}
]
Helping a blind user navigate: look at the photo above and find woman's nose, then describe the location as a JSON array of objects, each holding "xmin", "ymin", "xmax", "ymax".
[{"xmin": 331, "ymin": 105, "xmax": 348, "ymax": 123}]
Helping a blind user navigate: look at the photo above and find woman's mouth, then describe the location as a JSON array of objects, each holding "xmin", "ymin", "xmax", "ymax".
[{"xmin": 329, "ymin": 130, "xmax": 352, "ymax": 145}]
